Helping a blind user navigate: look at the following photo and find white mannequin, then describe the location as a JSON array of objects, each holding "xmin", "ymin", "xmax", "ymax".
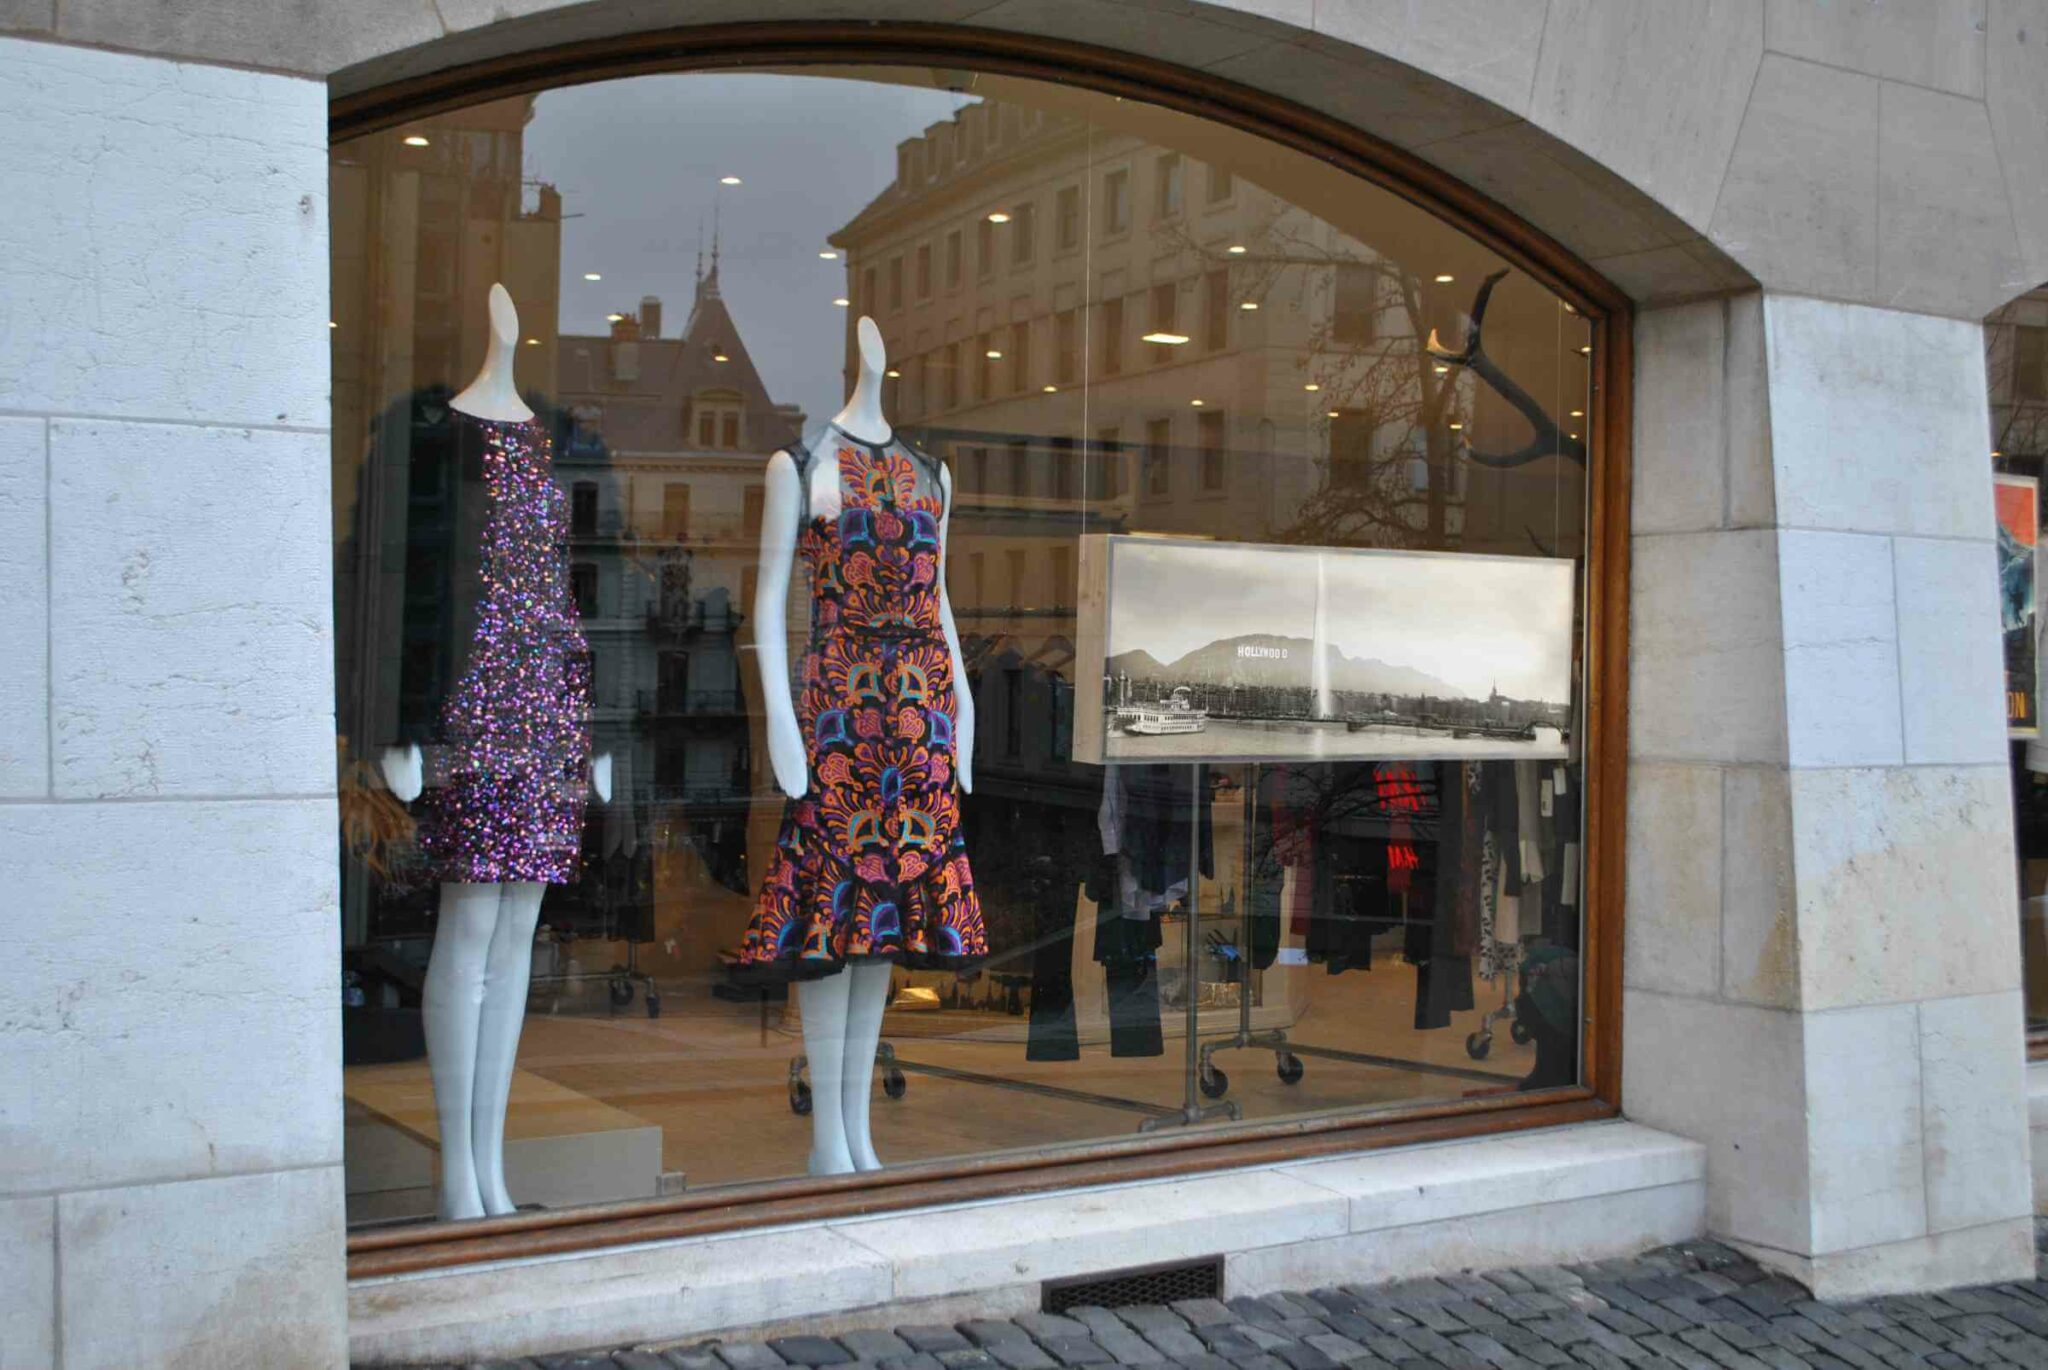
[
  {"xmin": 755, "ymin": 316, "xmax": 975, "ymax": 1174},
  {"xmin": 380, "ymin": 283, "xmax": 613, "ymax": 1220}
]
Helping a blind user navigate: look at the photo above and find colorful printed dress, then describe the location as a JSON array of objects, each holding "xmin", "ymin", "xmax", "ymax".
[
  {"xmin": 738, "ymin": 424, "xmax": 986, "ymax": 980},
  {"xmin": 417, "ymin": 412, "xmax": 593, "ymax": 885}
]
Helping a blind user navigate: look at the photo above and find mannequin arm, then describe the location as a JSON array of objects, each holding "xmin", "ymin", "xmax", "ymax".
[
  {"xmin": 755, "ymin": 451, "xmax": 809, "ymax": 800},
  {"xmin": 937, "ymin": 464, "xmax": 975, "ymax": 794},
  {"xmin": 591, "ymin": 752, "xmax": 613, "ymax": 804},
  {"xmin": 380, "ymin": 744, "xmax": 423, "ymax": 803}
]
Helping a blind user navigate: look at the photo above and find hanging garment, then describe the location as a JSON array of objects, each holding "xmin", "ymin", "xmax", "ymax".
[
  {"xmin": 737, "ymin": 426, "xmax": 986, "ymax": 980},
  {"xmin": 1082, "ymin": 764, "xmax": 1213, "ymax": 1058},
  {"xmin": 1414, "ymin": 762, "xmax": 1476, "ymax": 1030},
  {"xmin": 417, "ymin": 411, "xmax": 593, "ymax": 885},
  {"xmin": 1478, "ymin": 760, "xmax": 1524, "ymax": 983}
]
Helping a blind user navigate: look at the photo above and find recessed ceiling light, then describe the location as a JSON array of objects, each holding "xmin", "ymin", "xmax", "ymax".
[
  {"xmin": 1227, "ymin": 244, "xmax": 1247, "ymax": 255},
  {"xmin": 1434, "ymin": 273, "xmax": 1454, "ymax": 283},
  {"xmin": 1142, "ymin": 332, "xmax": 1190, "ymax": 345},
  {"xmin": 721, "ymin": 175, "xmax": 742, "ymax": 186},
  {"xmin": 1579, "ymin": 345, "xmax": 1592, "ymax": 355},
  {"xmin": 987, "ymin": 211, "xmax": 1011, "ymax": 223},
  {"xmin": 1043, "ymin": 385, "xmax": 1058, "ymax": 393},
  {"xmin": 1190, "ymin": 398, "xmax": 1205, "ymax": 407},
  {"xmin": 1570, "ymin": 432, "xmax": 1580, "ymax": 440},
  {"xmin": 986, "ymin": 349, "xmax": 1003, "ymax": 359},
  {"xmin": 328, "ymin": 320, "xmax": 338, "ymax": 329},
  {"xmin": 1433, "ymin": 365, "xmax": 1450, "ymax": 375},
  {"xmin": 606, "ymin": 313, "xmax": 624, "ymax": 322},
  {"xmin": 525, "ymin": 338, "xmax": 540, "ymax": 346},
  {"xmin": 819, "ymin": 250, "xmax": 838, "ymax": 260},
  {"xmin": 1240, "ymin": 301, "xmax": 1259, "ymax": 311},
  {"xmin": 1993, "ymin": 448, "xmax": 2005, "ymax": 457},
  {"xmin": 833, "ymin": 297, "xmax": 850, "ymax": 307},
  {"xmin": 713, "ymin": 353, "xmax": 730, "ymax": 363},
  {"xmin": 1569, "ymin": 409, "xmax": 1585, "ymax": 418},
  {"xmin": 1303, "ymin": 383, "xmax": 1320, "ymax": 392},
  {"xmin": 1327, "ymin": 410, "xmax": 1340, "ymax": 418},
  {"xmin": 402, "ymin": 135, "xmax": 429, "ymax": 147},
  {"xmin": 1563, "ymin": 303, "xmax": 1578, "ymax": 315},
  {"xmin": 1448, "ymin": 421, "xmax": 1464, "ymax": 431},
  {"xmin": 583, "ymin": 272, "xmax": 602, "ymax": 281},
  {"xmin": 886, "ymin": 368, "xmax": 902, "ymax": 378}
]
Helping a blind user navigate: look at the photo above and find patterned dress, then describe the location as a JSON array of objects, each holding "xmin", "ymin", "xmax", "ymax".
[
  {"xmin": 738, "ymin": 426, "xmax": 986, "ymax": 980},
  {"xmin": 417, "ymin": 412, "xmax": 593, "ymax": 885}
]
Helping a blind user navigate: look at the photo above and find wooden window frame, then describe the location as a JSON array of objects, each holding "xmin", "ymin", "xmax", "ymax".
[{"xmin": 333, "ymin": 20, "xmax": 1634, "ymax": 1279}]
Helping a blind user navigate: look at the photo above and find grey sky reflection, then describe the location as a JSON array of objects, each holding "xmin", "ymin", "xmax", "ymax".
[{"xmin": 524, "ymin": 72, "xmax": 972, "ymax": 427}]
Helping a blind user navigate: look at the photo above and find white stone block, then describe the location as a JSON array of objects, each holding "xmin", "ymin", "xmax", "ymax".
[
  {"xmin": 975, "ymin": 0, "xmax": 1280, "ymax": 73},
  {"xmin": 1918, "ymin": 991, "xmax": 2032, "ymax": 1235},
  {"xmin": 1762, "ymin": 296, "xmax": 1995, "ymax": 540},
  {"xmin": 1621, "ymin": 989, "xmax": 1811, "ymax": 1254},
  {"xmin": 49, "ymin": 420, "xmax": 335, "ymax": 799},
  {"xmin": 1280, "ymin": 1122, "xmax": 1704, "ymax": 1232},
  {"xmin": 1746, "ymin": 1215, "xmax": 2036, "ymax": 1301},
  {"xmin": 1802, "ymin": 1002, "xmax": 1925, "ymax": 1253},
  {"xmin": 1528, "ymin": 0, "xmax": 1764, "ymax": 232},
  {"xmin": 1776, "ymin": 529, "xmax": 1902, "ymax": 769},
  {"xmin": 1726, "ymin": 293, "xmax": 1775, "ymax": 528},
  {"xmin": 1719, "ymin": 765, "xmax": 1799, "ymax": 1010},
  {"xmin": 1624, "ymin": 762, "xmax": 1723, "ymax": 998},
  {"xmin": 2030, "ymin": 1060, "xmax": 2048, "ymax": 1215},
  {"xmin": 1211, "ymin": 30, "xmax": 1516, "ymax": 153},
  {"xmin": 1787, "ymin": 764, "xmax": 2020, "ymax": 1010},
  {"xmin": 1710, "ymin": 55, "xmax": 1878, "ymax": 301},
  {"xmin": 1987, "ymin": 0, "xmax": 2048, "ymax": 288},
  {"xmin": 350, "ymin": 1225, "xmax": 894, "ymax": 1366},
  {"xmin": 833, "ymin": 1167, "xmax": 1347, "ymax": 1300},
  {"xmin": 1894, "ymin": 537, "xmax": 2008, "ymax": 767},
  {"xmin": 1310, "ymin": 0, "xmax": 1547, "ymax": 114},
  {"xmin": 1227, "ymin": 1181, "xmax": 1704, "ymax": 1297},
  {"xmin": 1633, "ymin": 301, "xmax": 1727, "ymax": 535},
  {"xmin": 1629, "ymin": 530, "xmax": 1787, "ymax": 764},
  {"xmin": 0, "ymin": 40, "xmax": 327, "ymax": 427},
  {"xmin": 0, "ymin": 797, "xmax": 341, "ymax": 1193},
  {"xmin": 59, "ymin": 1166, "xmax": 346, "ymax": 1370},
  {"xmin": 1763, "ymin": 0, "xmax": 1986, "ymax": 97},
  {"xmin": 0, "ymin": 1196, "xmax": 54, "ymax": 1370},
  {"xmin": 1877, "ymin": 80, "xmax": 2031, "ymax": 321},
  {"xmin": 0, "ymin": 416, "xmax": 46, "ymax": 797}
]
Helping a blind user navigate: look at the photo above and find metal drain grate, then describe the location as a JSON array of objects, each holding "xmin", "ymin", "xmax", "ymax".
[{"xmin": 1042, "ymin": 1256, "xmax": 1224, "ymax": 1311}]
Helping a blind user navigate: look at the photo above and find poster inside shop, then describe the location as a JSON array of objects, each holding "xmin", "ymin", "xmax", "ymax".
[
  {"xmin": 1997, "ymin": 472, "xmax": 2039, "ymax": 737},
  {"xmin": 1073, "ymin": 534, "xmax": 1576, "ymax": 764}
]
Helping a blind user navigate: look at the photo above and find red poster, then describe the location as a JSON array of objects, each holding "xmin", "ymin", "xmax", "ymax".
[{"xmin": 1997, "ymin": 473, "xmax": 2039, "ymax": 737}]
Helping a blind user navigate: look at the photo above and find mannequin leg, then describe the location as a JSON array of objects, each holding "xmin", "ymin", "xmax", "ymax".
[
  {"xmin": 473, "ymin": 881, "xmax": 546, "ymax": 1216},
  {"xmin": 422, "ymin": 883, "xmax": 501, "ymax": 1221},
  {"xmin": 797, "ymin": 970, "xmax": 857, "ymax": 1175},
  {"xmin": 840, "ymin": 961, "xmax": 893, "ymax": 1172}
]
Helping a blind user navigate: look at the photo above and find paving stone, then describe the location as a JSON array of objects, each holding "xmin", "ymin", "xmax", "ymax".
[
  {"xmin": 1303, "ymin": 1333, "xmax": 1369, "ymax": 1363},
  {"xmin": 842, "ymin": 1334, "xmax": 914, "ymax": 1362},
  {"xmin": 1203, "ymin": 1330, "xmax": 1267, "ymax": 1357},
  {"xmin": 936, "ymin": 1353, "xmax": 996, "ymax": 1370},
  {"xmin": 1175, "ymin": 1300, "xmax": 1241, "ymax": 1329},
  {"xmin": 719, "ymin": 1348, "xmax": 791, "ymax": 1370},
  {"xmin": 961, "ymin": 1323, "xmax": 1032, "ymax": 1349},
  {"xmin": 1233, "ymin": 1325, "xmax": 1298, "ymax": 1352},
  {"xmin": 1311, "ymin": 1289, "xmax": 1372, "ymax": 1317},
  {"xmin": 1275, "ymin": 1294, "xmax": 1334, "ymax": 1320},
  {"xmin": 899, "ymin": 1329, "xmax": 974, "ymax": 1355},
  {"xmin": 1226, "ymin": 1357, "xmax": 1287, "ymax": 1370},
  {"xmin": 1118, "ymin": 1308, "xmax": 1190, "ymax": 1337},
  {"xmin": 986, "ymin": 1342, "xmax": 1057, "ymax": 1370},
  {"xmin": 876, "ymin": 1357, "xmax": 945, "ymax": 1370},
  {"xmin": 1144, "ymin": 1327, "xmax": 1210, "ymax": 1360},
  {"xmin": 539, "ymin": 1356, "xmax": 620, "ymax": 1370},
  {"xmin": 771, "ymin": 1339, "xmax": 856, "ymax": 1367},
  {"xmin": 1172, "ymin": 1356, "xmax": 1235, "ymax": 1370},
  {"xmin": 1017, "ymin": 1315, "xmax": 1092, "ymax": 1341},
  {"xmin": 616, "ymin": 1354, "xmax": 678, "ymax": 1370},
  {"xmin": 1229, "ymin": 1299, "xmax": 1291, "ymax": 1327},
  {"xmin": 1522, "ymin": 1269, "xmax": 1587, "ymax": 1293},
  {"xmin": 667, "ymin": 1351, "xmax": 728, "ymax": 1370},
  {"xmin": 1088, "ymin": 1327, "xmax": 1162, "ymax": 1365},
  {"xmin": 1048, "ymin": 1338, "xmax": 1117, "ymax": 1368},
  {"xmin": 1272, "ymin": 1344, "xmax": 1338, "ymax": 1370}
]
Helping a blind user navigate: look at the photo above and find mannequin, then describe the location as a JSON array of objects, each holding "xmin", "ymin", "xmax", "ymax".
[
  {"xmin": 381, "ymin": 282, "xmax": 613, "ymax": 1220},
  {"xmin": 753, "ymin": 315, "xmax": 976, "ymax": 1174}
]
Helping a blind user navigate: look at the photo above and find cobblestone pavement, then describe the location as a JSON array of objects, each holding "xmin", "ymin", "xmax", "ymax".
[{"xmin": 425, "ymin": 1225, "xmax": 2048, "ymax": 1370}]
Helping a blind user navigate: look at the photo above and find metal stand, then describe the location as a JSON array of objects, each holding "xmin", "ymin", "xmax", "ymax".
[
  {"xmin": 531, "ymin": 935, "xmax": 662, "ymax": 1019},
  {"xmin": 1143, "ymin": 764, "xmax": 1238, "ymax": 1131}
]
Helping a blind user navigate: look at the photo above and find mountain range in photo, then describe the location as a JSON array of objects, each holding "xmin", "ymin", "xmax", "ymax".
[{"xmin": 1106, "ymin": 633, "xmax": 1468, "ymax": 700}]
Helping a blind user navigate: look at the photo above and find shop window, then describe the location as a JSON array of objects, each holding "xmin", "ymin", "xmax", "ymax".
[
  {"xmin": 330, "ymin": 59, "xmax": 1602, "ymax": 1247},
  {"xmin": 1103, "ymin": 167, "xmax": 1130, "ymax": 236},
  {"xmin": 2018, "ymin": 325, "xmax": 2048, "ymax": 403},
  {"xmin": 1155, "ymin": 152, "xmax": 1183, "ymax": 219}
]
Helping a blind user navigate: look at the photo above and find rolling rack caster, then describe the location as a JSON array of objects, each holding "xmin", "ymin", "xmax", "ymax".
[{"xmin": 787, "ymin": 1049, "xmax": 909, "ymax": 1115}]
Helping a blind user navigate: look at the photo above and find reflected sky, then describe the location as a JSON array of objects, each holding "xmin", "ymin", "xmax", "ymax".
[{"xmin": 524, "ymin": 73, "xmax": 972, "ymax": 427}]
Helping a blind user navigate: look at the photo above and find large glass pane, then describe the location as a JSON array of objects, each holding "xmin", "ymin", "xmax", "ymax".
[{"xmin": 331, "ymin": 67, "xmax": 1594, "ymax": 1227}]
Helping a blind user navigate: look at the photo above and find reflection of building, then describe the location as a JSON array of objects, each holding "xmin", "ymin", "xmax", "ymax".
[{"xmin": 553, "ymin": 256, "xmax": 805, "ymax": 965}]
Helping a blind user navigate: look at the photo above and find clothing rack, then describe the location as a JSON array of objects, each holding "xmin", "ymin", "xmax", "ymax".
[{"xmin": 1194, "ymin": 761, "xmax": 1525, "ymax": 1100}]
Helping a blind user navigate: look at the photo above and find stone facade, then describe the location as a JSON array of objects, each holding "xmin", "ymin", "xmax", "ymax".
[{"xmin": 2, "ymin": 1, "xmax": 2044, "ymax": 1365}]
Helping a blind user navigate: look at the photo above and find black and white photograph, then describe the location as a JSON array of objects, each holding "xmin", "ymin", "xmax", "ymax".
[{"xmin": 1074, "ymin": 536, "xmax": 1576, "ymax": 764}]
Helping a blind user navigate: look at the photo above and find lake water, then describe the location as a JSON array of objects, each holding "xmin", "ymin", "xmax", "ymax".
[{"xmin": 1100, "ymin": 717, "xmax": 1568, "ymax": 763}]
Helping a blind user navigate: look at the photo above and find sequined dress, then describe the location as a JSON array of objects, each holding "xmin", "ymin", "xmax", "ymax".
[
  {"xmin": 417, "ymin": 412, "xmax": 592, "ymax": 885},
  {"xmin": 737, "ymin": 425, "xmax": 986, "ymax": 979}
]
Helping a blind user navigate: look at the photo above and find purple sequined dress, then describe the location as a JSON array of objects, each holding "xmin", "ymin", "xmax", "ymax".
[{"xmin": 417, "ymin": 413, "xmax": 592, "ymax": 885}]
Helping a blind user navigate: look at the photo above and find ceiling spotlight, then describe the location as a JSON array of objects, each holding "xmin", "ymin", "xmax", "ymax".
[
  {"xmin": 713, "ymin": 353, "xmax": 730, "ymax": 363},
  {"xmin": 986, "ymin": 349, "xmax": 1003, "ymax": 359},
  {"xmin": 1434, "ymin": 273, "xmax": 1454, "ymax": 283},
  {"xmin": 1579, "ymin": 345, "xmax": 1592, "ymax": 355},
  {"xmin": 1240, "ymin": 301, "xmax": 1258, "ymax": 311},
  {"xmin": 1327, "ymin": 410, "xmax": 1340, "ymax": 418},
  {"xmin": 1993, "ymin": 448, "xmax": 2005, "ymax": 458},
  {"xmin": 525, "ymin": 337, "xmax": 541, "ymax": 346},
  {"xmin": 583, "ymin": 272, "xmax": 602, "ymax": 281},
  {"xmin": 819, "ymin": 250, "xmax": 839, "ymax": 260},
  {"xmin": 1569, "ymin": 409, "xmax": 1584, "ymax": 418},
  {"xmin": 833, "ymin": 297, "xmax": 851, "ymax": 307},
  {"xmin": 1303, "ymin": 383, "xmax": 1320, "ymax": 393},
  {"xmin": 720, "ymin": 175, "xmax": 742, "ymax": 186},
  {"xmin": 886, "ymin": 368, "xmax": 902, "ymax": 378},
  {"xmin": 1570, "ymin": 432, "xmax": 1581, "ymax": 440},
  {"xmin": 1043, "ymin": 384, "xmax": 1058, "ymax": 393},
  {"xmin": 1448, "ymin": 421, "xmax": 1464, "ymax": 431},
  {"xmin": 1227, "ymin": 244, "xmax": 1247, "ymax": 255},
  {"xmin": 402, "ymin": 135, "xmax": 430, "ymax": 147},
  {"xmin": 328, "ymin": 320, "xmax": 338, "ymax": 329},
  {"xmin": 1563, "ymin": 303, "xmax": 1578, "ymax": 315},
  {"xmin": 1142, "ymin": 332, "xmax": 1190, "ymax": 345},
  {"xmin": 987, "ymin": 211, "xmax": 1011, "ymax": 223},
  {"xmin": 1190, "ymin": 398, "xmax": 1205, "ymax": 407},
  {"xmin": 606, "ymin": 312, "xmax": 625, "ymax": 322}
]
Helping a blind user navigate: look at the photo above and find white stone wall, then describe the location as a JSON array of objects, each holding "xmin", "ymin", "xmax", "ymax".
[
  {"xmin": 1624, "ymin": 293, "xmax": 2035, "ymax": 1299},
  {"xmin": 0, "ymin": 37, "xmax": 345, "ymax": 1370}
]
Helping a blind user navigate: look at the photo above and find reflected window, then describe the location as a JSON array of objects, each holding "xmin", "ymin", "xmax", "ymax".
[
  {"xmin": 1155, "ymin": 152, "xmax": 1183, "ymax": 219},
  {"xmin": 571, "ymin": 481, "xmax": 598, "ymax": 536},
  {"xmin": 1012, "ymin": 201, "xmax": 1036, "ymax": 267},
  {"xmin": 662, "ymin": 482, "xmax": 690, "ymax": 541},
  {"xmin": 1101, "ymin": 297, "xmax": 1124, "ymax": 376},
  {"xmin": 1334, "ymin": 263, "xmax": 1380, "ymax": 347},
  {"xmin": 1144, "ymin": 418, "xmax": 1171, "ymax": 497},
  {"xmin": 1103, "ymin": 167, "xmax": 1130, "ymax": 236},
  {"xmin": 945, "ymin": 230, "xmax": 963, "ymax": 290},
  {"xmin": 1057, "ymin": 185, "xmax": 1080, "ymax": 252},
  {"xmin": 1199, "ymin": 412, "xmax": 1226, "ymax": 492},
  {"xmin": 1206, "ymin": 163, "xmax": 1234, "ymax": 204}
]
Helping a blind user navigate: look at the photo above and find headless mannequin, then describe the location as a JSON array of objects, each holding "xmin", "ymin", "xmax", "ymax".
[
  {"xmin": 755, "ymin": 316, "xmax": 975, "ymax": 1174},
  {"xmin": 380, "ymin": 283, "xmax": 613, "ymax": 1220}
]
